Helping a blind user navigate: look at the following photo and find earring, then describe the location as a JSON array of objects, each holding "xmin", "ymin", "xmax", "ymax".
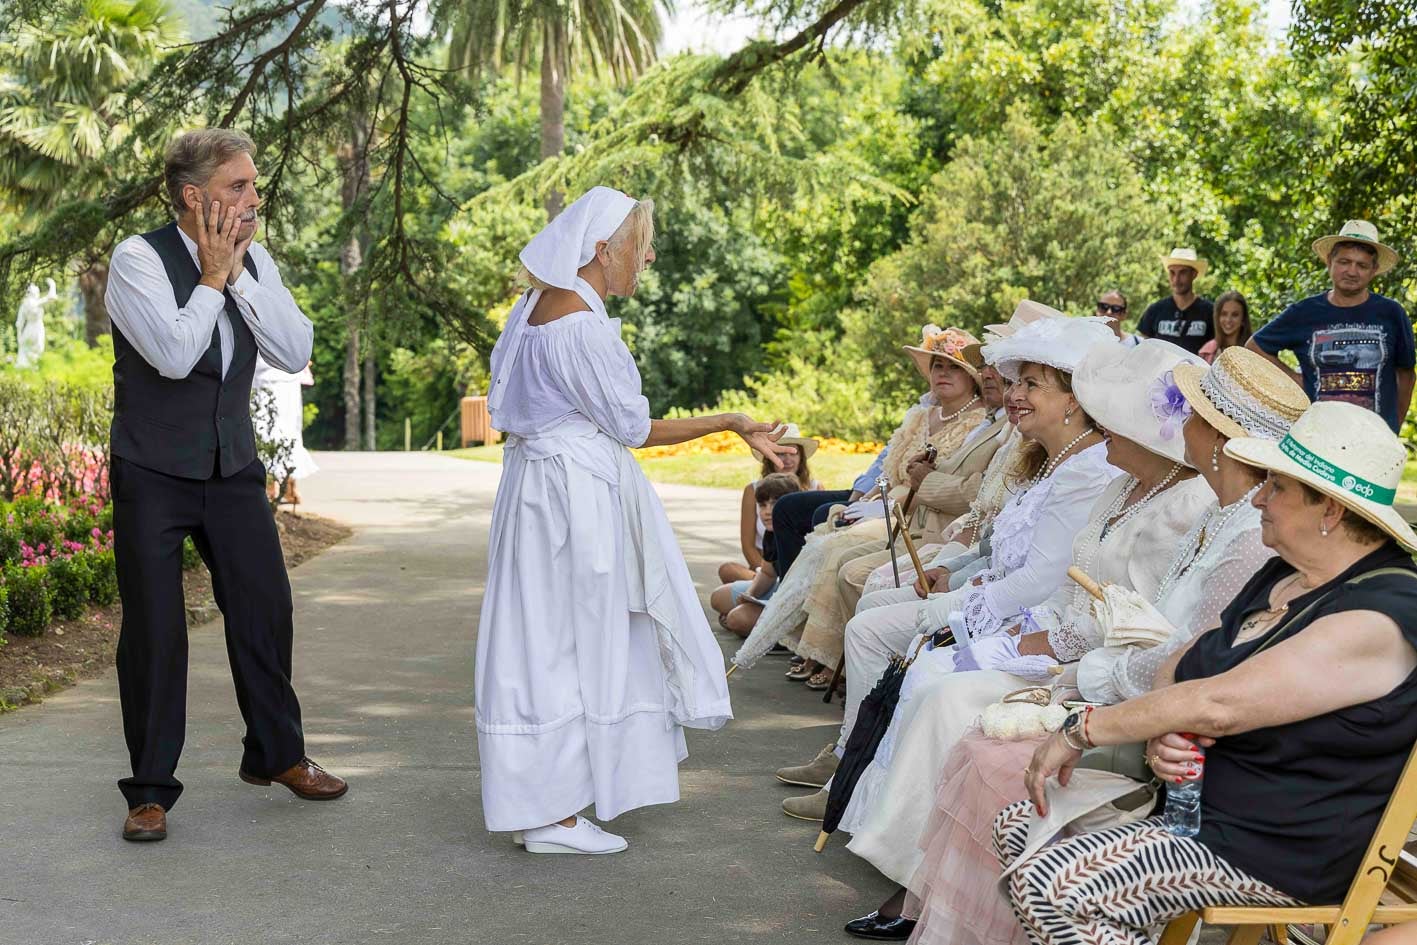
[
  {"xmin": 1321, "ymin": 525, "xmax": 1329, "ymax": 537},
  {"xmin": 1063, "ymin": 408, "xmax": 1073, "ymax": 426},
  {"xmin": 1211, "ymin": 444, "xmax": 1220, "ymax": 473}
]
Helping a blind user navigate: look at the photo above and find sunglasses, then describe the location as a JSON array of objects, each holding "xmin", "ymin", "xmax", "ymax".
[{"xmin": 1095, "ymin": 302, "xmax": 1127, "ymax": 315}]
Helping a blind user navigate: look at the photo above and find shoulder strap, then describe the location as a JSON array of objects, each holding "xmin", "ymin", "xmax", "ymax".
[{"xmin": 1250, "ymin": 565, "xmax": 1417, "ymax": 658}]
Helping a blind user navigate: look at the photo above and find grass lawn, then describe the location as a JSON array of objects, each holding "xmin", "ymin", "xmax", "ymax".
[{"xmin": 448, "ymin": 444, "xmax": 871, "ymax": 491}]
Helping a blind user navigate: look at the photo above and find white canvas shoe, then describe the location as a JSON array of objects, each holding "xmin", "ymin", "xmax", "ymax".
[
  {"xmin": 522, "ymin": 816, "xmax": 628, "ymax": 855},
  {"xmin": 511, "ymin": 831, "xmax": 524, "ymax": 846}
]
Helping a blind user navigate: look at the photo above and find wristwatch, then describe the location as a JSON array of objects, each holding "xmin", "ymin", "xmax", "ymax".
[{"xmin": 1060, "ymin": 709, "xmax": 1090, "ymax": 752}]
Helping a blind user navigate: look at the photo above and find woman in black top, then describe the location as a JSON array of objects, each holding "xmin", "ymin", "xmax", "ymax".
[{"xmin": 996, "ymin": 401, "xmax": 1417, "ymax": 944}]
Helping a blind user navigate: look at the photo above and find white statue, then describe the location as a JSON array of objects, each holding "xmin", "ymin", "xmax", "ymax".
[{"xmin": 15, "ymin": 278, "xmax": 58, "ymax": 369}]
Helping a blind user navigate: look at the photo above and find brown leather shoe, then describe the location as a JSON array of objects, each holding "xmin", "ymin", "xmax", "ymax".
[
  {"xmin": 122, "ymin": 803, "xmax": 167, "ymax": 842},
  {"xmin": 240, "ymin": 757, "xmax": 348, "ymax": 800}
]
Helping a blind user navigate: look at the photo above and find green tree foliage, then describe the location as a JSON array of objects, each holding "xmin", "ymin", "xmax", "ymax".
[
  {"xmin": 0, "ymin": 0, "xmax": 177, "ymax": 210},
  {"xmin": 853, "ymin": 107, "xmax": 1169, "ymax": 405}
]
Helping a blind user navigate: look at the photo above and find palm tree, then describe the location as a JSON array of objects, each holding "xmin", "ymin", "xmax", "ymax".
[
  {"xmin": 435, "ymin": 0, "xmax": 672, "ymax": 218},
  {"xmin": 0, "ymin": 0, "xmax": 178, "ymax": 344}
]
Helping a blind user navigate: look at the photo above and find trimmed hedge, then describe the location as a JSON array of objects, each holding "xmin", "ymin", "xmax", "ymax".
[{"xmin": 4, "ymin": 564, "xmax": 50, "ymax": 637}]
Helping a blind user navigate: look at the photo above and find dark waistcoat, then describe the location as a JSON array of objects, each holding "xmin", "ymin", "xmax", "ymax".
[{"xmin": 109, "ymin": 221, "xmax": 260, "ymax": 480}]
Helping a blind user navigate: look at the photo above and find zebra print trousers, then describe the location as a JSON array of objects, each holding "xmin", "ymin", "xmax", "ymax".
[{"xmin": 991, "ymin": 802, "xmax": 1299, "ymax": 945}]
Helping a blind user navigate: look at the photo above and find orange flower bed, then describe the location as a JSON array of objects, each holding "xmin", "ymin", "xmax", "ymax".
[{"xmin": 634, "ymin": 432, "xmax": 882, "ymax": 460}]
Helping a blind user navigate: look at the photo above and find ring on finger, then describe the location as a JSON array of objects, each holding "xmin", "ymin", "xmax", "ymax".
[{"xmin": 1148, "ymin": 754, "xmax": 1162, "ymax": 768}]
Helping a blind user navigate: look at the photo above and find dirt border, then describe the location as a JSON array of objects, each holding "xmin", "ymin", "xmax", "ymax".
[{"xmin": 0, "ymin": 510, "xmax": 353, "ymax": 711}]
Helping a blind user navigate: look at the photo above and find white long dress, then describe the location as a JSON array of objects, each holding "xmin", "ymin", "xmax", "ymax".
[
  {"xmin": 475, "ymin": 279, "xmax": 732, "ymax": 832},
  {"xmin": 253, "ymin": 356, "xmax": 318, "ymax": 480}
]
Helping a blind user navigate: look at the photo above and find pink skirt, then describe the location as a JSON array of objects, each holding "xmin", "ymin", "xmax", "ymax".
[{"xmin": 906, "ymin": 728, "xmax": 1043, "ymax": 945}]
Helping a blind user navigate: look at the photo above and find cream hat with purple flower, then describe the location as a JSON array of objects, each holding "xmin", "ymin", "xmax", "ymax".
[{"xmin": 1072, "ymin": 338, "xmax": 1205, "ymax": 464}]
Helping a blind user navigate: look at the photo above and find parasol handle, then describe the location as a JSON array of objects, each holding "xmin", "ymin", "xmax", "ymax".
[
  {"xmin": 894, "ymin": 505, "xmax": 927, "ymax": 579},
  {"xmin": 1067, "ymin": 566, "xmax": 1105, "ymax": 602},
  {"xmin": 725, "ymin": 664, "xmax": 739, "ymax": 679},
  {"xmin": 814, "ymin": 831, "xmax": 829, "ymax": 853}
]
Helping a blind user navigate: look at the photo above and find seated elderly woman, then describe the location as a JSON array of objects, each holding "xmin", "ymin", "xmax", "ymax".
[
  {"xmin": 900, "ymin": 347, "xmax": 1309, "ymax": 945},
  {"xmin": 738, "ymin": 325, "xmax": 996, "ymax": 690},
  {"xmin": 776, "ymin": 315, "xmax": 1124, "ymax": 817},
  {"xmin": 1000, "ymin": 400, "xmax": 1417, "ymax": 943},
  {"xmin": 832, "ymin": 339, "xmax": 1216, "ymax": 937}
]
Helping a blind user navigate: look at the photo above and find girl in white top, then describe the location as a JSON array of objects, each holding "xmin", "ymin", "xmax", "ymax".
[
  {"xmin": 716, "ymin": 426, "xmax": 821, "ymax": 586},
  {"xmin": 475, "ymin": 188, "xmax": 792, "ymax": 855}
]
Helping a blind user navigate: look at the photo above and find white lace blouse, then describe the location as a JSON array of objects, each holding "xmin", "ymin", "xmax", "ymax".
[
  {"xmin": 1029, "ymin": 475, "xmax": 1216, "ymax": 662},
  {"xmin": 958, "ymin": 442, "xmax": 1120, "ymax": 640},
  {"xmin": 1076, "ymin": 499, "xmax": 1273, "ymax": 704}
]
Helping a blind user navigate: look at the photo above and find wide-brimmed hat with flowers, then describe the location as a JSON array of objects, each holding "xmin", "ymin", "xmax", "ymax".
[
  {"xmin": 1161, "ymin": 247, "xmax": 1208, "ymax": 279},
  {"xmin": 1225, "ymin": 401, "xmax": 1417, "ymax": 551},
  {"xmin": 1073, "ymin": 339, "xmax": 1205, "ymax": 464},
  {"xmin": 981, "ymin": 315, "xmax": 1118, "ymax": 382},
  {"xmin": 904, "ymin": 325, "xmax": 983, "ymax": 386},
  {"xmin": 750, "ymin": 422, "xmax": 818, "ymax": 463},
  {"xmin": 1311, "ymin": 219, "xmax": 1400, "ymax": 276},
  {"xmin": 1173, "ymin": 347, "xmax": 1308, "ymax": 442}
]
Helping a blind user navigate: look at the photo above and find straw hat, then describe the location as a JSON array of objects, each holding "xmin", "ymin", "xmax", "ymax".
[
  {"xmin": 750, "ymin": 423, "xmax": 817, "ymax": 463},
  {"xmin": 1160, "ymin": 247, "xmax": 1208, "ymax": 280},
  {"xmin": 981, "ymin": 315, "xmax": 1118, "ymax": 382},
  {"xmin": 1312, "ymin": 219, "xmax": 1400, "ymax": 276},
  {"xmin": 1225, "ymin": 401, "xmax": 1416, "ymax": 551},
  {"xmin": 1073, "ymin": 339, "xmax": 1205, "ymax": 464},
  {"xmin": 904, "ymin": 325, "xmax": 983, "ymax": 385},
  {"xmin": 1173, "ymin": 347, "xmax": 1308, "ymax": 441},
  {"xmin": 982, "ymin": 299, "xmax": 1062, "ymax": 340}
]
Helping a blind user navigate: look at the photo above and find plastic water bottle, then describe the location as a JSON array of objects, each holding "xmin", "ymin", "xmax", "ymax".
[{"xmin": 1164, "ymin": 747, "xmax": 1203, "ymax": 837}]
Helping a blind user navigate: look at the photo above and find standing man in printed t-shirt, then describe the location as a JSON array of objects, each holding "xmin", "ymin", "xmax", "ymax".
[
  {"xmin": 1137, "ymin": 247, "xmax": 1214, "ymax": 355},
  {"xmin": 1247, "ymin": 220, "xmax": 1414, "ymax": 433}
]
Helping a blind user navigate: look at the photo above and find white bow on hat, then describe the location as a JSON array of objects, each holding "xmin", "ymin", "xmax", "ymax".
[{"xmin": 518, "ymin": 186, "xmax": 638, "ymax": 289}]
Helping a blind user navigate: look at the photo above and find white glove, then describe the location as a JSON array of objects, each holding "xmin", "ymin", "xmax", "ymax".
[
  {"xmin": 1091, "ymin": 585, "xmax": 1179, "ymax": 648},
  {"xmin": 840, "ymin": 498, "xmax": 891, "ymax": 524},
  {"xmin": 914, "ymin": 594, "xmax": 955, "ymax": 637},
  {"xmin": 951, "ymin": 634, "xmax": 1021, "ymax": 672},
  {"xmin": 995, "ymin": 654, "xmax": 1061, "ymax": 681}
]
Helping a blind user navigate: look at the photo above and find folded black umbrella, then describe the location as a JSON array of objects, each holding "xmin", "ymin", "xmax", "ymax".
[{"xmin": 813, "ymin": 630, "xmax": 952, "ymax": 852}]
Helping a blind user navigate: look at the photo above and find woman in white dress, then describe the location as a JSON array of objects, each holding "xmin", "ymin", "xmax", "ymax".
[
  {"xmin": 253, "ymin": 355, "xmax": 318, "ymax": 503},
  {"xmin": 475, "ymin": 187, "xmax": 791, "ymax": 855}
]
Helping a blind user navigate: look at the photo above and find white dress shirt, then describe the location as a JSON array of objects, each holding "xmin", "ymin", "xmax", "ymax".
[{"xmin": 105, "ymin": 226, "xmax": 313, "ymax": 380}]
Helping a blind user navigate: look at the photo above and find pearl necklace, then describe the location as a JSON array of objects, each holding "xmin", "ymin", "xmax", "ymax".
[
  {"xmin": 1101, "ymin": 463, "xmax": 1184, "ymax": 540},
  {"xmin": 1152, "ymin": 483, "xmax": 1263, "ymax": 604},
  {"xmin": 1033, "ymin": 428, "xmax": 1096, "ymax": 484},
  {"xmin": 935, "ymin": 395, "xmax": 981, "ymax": 426}
]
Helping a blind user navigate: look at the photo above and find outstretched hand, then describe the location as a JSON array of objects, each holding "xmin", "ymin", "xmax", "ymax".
[{"xmin": 733, "ymin": 416, "xmax": 796, "ymax": 470}]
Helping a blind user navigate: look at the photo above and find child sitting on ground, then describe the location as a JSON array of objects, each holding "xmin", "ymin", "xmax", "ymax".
[{"xmin": 711, "ymin": 473, "xmax": 802, "ymax": 637}]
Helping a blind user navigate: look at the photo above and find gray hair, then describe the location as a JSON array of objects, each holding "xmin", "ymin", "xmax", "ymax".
[{"xmin": 163, "ymin": 129, "xmax": 256, "ymax": 215}]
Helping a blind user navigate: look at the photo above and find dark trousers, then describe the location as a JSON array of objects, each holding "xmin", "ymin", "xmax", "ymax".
[
  {"xmin": 772, "ymin": 489, "xmax": 852, "ymax": 576},
  {"xmin": 112, "ymin": 455, "xmax": 305, "ymax": 810}
]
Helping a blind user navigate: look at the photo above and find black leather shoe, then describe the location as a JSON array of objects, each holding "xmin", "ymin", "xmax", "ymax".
[{"xmin": 844, "ymin": 911, "xmax": 917, "ymax": 940}]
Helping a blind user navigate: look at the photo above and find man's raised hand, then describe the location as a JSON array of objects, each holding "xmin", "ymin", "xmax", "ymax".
[{"xmin": 194, "ymin": 200, "xmax": 240, "ymax": 291}]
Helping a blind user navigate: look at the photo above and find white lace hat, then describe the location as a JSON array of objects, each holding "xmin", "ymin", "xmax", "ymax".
[
  {"xmin": 1225, "ymin": 401, "xmax": 1417, "ymax": 551},
  {"xmin": 1073, "ymin": 339, "xmax": 1205, "ymax": 464},
  {"xmin": 981, "ymin": 315, "xmax": 1118, "ymax": 382},
  {"xmin": 1312, "ymin": 219, "xmax": 1400, "ymax": 276},
  {"xmin": 1173, "ymin": 347, "xmax": 1308, "ymax": 442},
  {"xmin": 1160, "ymin": 247, "xmax": 1208, "ymax": 279}
]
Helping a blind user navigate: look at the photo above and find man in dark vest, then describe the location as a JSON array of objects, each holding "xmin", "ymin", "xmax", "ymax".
[{"xmin": 104, "ymin": 128, "xmax": 346, "ymax": 843}]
